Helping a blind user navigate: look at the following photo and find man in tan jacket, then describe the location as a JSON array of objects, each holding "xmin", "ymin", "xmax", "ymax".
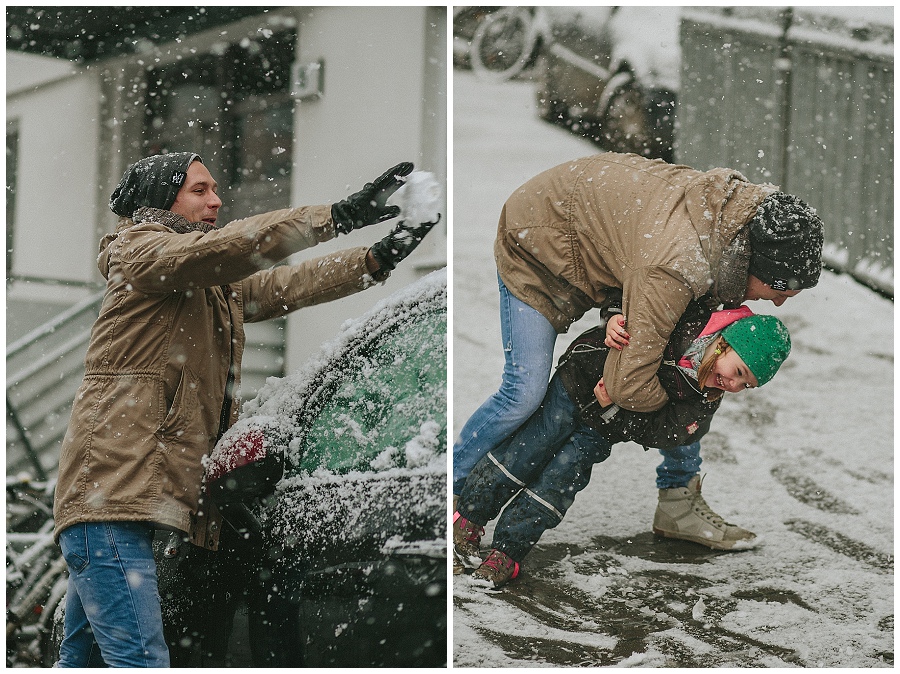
[
  {"xmin": 453, "ymin": 153, "xmax": 823, "ymax": 562},
  {"xmin": 53, "ymin": 152, "xmax": 436, "ymax": 667}
]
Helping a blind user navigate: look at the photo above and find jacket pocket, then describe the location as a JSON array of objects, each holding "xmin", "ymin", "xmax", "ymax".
[{"xmin": 156, "ymin": 367, "xmax": 198, "ymax": 439}]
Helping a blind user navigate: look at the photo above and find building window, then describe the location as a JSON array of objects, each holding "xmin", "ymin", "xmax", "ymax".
[
  {"xmin": 143, "ymin": 30, "xmax": 296, "ymax": 222},
  {"xmin": 6, "ymin": 120, "xmax": 19, "ymax": 280}
]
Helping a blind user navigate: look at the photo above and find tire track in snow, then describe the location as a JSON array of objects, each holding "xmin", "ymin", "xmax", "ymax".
[{"xmin": 784, "ymin": 519, "xmax": 893, "ymax": 572}]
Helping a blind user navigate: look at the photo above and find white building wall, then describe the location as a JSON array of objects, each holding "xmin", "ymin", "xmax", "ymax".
[
  {"xmin": 6, "ymin": 52, "xmax": 101, "ymax": 303},
  {"xmin": 284, "ymin": 6, "xmax": 447, "ymax": 371}
]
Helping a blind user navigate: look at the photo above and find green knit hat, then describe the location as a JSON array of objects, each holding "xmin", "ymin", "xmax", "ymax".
[{"xmin": 721, "ymin": 315, "xmax": 791, "ymax": 386}]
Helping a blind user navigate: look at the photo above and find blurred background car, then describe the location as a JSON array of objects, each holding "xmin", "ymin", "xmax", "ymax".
[
  {"xmin": 453, "ymin": 6, "xmax": 680, "ymax": 161},
  {"xmin": 126, "ymin": 270, "xmax": 446, "ymax": 667},
  {"xmin": 533, "ymin": 6, "xmax": 680, "ymax": 161}
]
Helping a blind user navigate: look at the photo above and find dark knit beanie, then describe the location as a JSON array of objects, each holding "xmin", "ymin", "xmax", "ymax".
[
  {"xmin": 109, "ymin": 152, "xmax": 201, "ymax": 217},
  {"xmin": 747, "ymin": 192, "xmax": 824, "ymax": 291}
]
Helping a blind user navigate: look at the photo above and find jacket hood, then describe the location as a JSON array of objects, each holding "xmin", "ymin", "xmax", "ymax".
[
  {"xmin": 97, "ymin": 226, "xmax": 124, "ymax": 281},
  {"xmin": 683, "ymin": 167, "xmax": 777, "ymax": 306}
]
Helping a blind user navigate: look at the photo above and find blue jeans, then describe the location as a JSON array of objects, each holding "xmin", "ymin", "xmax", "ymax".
[
  {"xmin": 57, "ymin": 522, "xmax": 170, "ymax": 668},
  {"xmin": 656, "ymin": 442, "xmax": 702, "ymax": 489},
  {"xmin": 460, "ymin": 376, "xmax": 613, "ymax": 561},
  {"xmin": 452, "ymin": 275, "xmax": 557, "ymax": 494}
]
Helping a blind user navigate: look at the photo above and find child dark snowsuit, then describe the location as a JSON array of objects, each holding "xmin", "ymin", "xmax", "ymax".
[{"xmin": 457, "ymin": 298, "xmax": 721, "ymax": 564}]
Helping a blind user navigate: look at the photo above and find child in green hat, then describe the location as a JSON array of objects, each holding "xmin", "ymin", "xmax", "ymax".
[{"xmin": 453, "ymin": 296, "xmax": 791, "ymax": 588}]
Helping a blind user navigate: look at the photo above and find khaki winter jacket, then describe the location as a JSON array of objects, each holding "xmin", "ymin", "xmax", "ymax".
[
  {"xmin": 54, "ymin": 205, "xmax": 378, "ymax": 550},
  {"xmin": 494, "ymin": 153, "xmax": 775, "ymax": 413}
]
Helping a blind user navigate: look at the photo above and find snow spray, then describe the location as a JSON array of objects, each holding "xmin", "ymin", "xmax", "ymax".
[{"xmin": 387, "ymin": 171, "xmax": 442, "ymax": 224}]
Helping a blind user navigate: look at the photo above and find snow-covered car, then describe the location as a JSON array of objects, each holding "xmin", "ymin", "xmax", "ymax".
[
  {"xmin": 533, "ymin": 6, "xmax": 680, "ymax": 161},
  {"xmin": 156, "ymin": 270, "xmax": 447, "ymax": 667}
]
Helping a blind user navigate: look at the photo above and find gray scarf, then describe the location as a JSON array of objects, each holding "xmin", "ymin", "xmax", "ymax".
[{"xmin": 132, "ymin": 206, "xmax": 219, "ymax": 234}]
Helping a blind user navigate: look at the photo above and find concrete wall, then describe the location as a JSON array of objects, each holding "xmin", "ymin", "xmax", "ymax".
[{"xmin": 6, "ymin": 52, "xmax": 101, "ymax": 304}]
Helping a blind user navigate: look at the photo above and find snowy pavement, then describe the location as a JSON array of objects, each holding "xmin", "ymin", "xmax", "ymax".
[{"xmin": 451, "ymin": 71, "xmax": 893, "ymax": 667}]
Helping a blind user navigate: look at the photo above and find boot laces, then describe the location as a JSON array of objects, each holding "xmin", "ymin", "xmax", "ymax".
[
  {"xmin": 692, "ymin": 491, "xmax": 725, "ymax": 526},
  {"xmin": 457, "ymin": 515, "xmax": 484, "ymax": 543},
  {"xmin": 482, "ymin": 549, "xmax": 512, "ymax": 572},
  {"xmin": 465, "ymin": 521, "xmax": 484, "ymax": 543}
]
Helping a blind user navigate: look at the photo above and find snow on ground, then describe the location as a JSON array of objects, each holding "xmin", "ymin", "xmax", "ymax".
[{"xmin": 451, "ymin": 71, "xmax": 893, "ymax": 667}]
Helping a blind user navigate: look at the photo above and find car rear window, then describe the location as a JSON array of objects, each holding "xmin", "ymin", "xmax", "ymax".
[{"xmin": 294, "ymin": 306, "xmax": 446, "ymax": 475}]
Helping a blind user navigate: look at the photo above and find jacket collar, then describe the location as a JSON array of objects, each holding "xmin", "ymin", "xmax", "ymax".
[
  {"xmin": 99, "ymin": 208, "xmax": 220, "ymax": 280},
  {"xmin": 715, "ymin": 227, "xmax": 751, "ymax": 307}
]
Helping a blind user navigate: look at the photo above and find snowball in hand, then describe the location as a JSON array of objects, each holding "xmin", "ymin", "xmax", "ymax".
[{"xmin": 387, "ymin": 171, "xmax": 442, "ymax": 224}]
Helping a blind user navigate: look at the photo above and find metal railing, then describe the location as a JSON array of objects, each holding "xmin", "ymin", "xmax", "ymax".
[
  {"xmin": 6, "ymin": 291, "xmax": 105, "ymax": 479},
  {"xmin": 677, "ymin": 7, "xmax": 893, "ymax": 296}
]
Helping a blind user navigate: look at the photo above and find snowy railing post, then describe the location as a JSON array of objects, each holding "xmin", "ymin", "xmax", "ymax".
[{"xmin": 678, "ymin": 6, "xmax": 893, "ymax": 296}]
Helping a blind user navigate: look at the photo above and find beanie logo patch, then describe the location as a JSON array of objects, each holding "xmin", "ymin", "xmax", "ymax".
[
  {"xmin": 171, "ymin": 171, "xmax": 187, "ymax": 187},
  {"xmin": 769, "ymin": 279, "xmax": 788, "ymax": 291}
]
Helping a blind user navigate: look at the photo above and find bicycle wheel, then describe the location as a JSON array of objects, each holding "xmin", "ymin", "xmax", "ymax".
[
  {"xmin": 470, "ymin": 7, "xmax": 536, "ymax": 81},
  {"xmin": 453, "ymin": 6, "xmax": 500, "ymax": 69},
  {"xmin": 37, "ymin": 563, "xmax": 69, "ymax": 666}
]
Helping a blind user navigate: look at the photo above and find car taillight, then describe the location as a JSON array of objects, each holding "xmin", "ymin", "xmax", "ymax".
[{"xmin": 206, "ymin": 428, "xmax": 267, "ymax": 483}]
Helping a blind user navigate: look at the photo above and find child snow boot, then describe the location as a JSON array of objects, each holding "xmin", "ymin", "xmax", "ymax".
[
  {"xmin": 472, "ymin": 549, "xmax": 520, "ymax": 589},
  {"xmin": 453, "ymin": 511, "xmax": 484, "ymax": 574},
  {"xmin": 653, "ymin": 475, "xmax": 758, "ymax": 550}
]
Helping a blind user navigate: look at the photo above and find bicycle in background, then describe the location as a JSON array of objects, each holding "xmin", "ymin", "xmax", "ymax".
[{"xmin": 6, "ymin": 475, "xmax": 67, "ymax": 667}]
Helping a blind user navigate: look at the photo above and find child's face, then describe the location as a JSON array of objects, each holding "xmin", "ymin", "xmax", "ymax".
[{"xmin": 704, "ymin": 348, "xmax": 758, "ymax": 392}]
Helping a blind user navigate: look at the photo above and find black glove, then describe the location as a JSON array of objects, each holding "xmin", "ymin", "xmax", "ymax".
[
  {"xmin": 370, "ymin": 216, "xmax": 440, "ymax": 272},
  {"xmin": 331, "ymin": 162, "xmax": 414, "ymax": 234}
]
